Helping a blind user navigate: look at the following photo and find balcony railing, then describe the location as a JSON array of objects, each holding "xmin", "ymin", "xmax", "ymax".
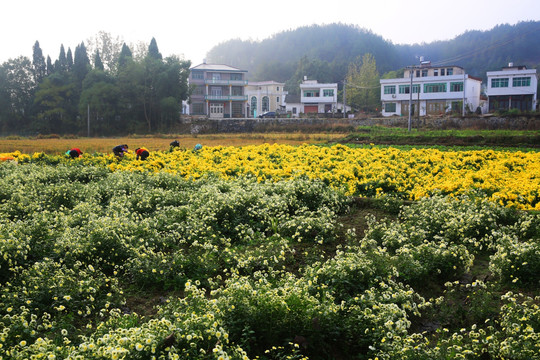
[
  {"xmin": 205, "ymin": 79, "xmax": 248, "ymax": 85},
  {"xmin": 205, "ymin": 95, "xmax": 248, "ymax": 101},
  {"xmin": 300, "ymin": 96, "xmax": 336, "ymax": 103}
]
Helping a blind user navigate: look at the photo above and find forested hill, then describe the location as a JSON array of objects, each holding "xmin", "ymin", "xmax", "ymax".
[{"xmin": 206, "ymin": 21, "xmax": 540, "ymax": 82}]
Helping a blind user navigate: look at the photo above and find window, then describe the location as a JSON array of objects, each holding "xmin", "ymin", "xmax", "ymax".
[
  {"xmin": 292, "ymin": 107, "xmax": 297, "ymax": 114},
  {"xmin": 434, "ymin": 69, "xmax": 438, "ymax": 76},
  {"xmin": 440, "ymin": 69, "xmax": 445, "ymax": 76},
  {"xmin": 277, "ymin": 87, "xmax": 280, "ymax": 91},
  {"xmin": 230, "ymin": 73, "xmax": 242, "ymax": 81},
  {"xmin": 192, "ymin": 86, "xmax": 204, "ymax": 95},
  {"xmin": 232, "ymin": 102, "xmax": 243, "ymax": 117},
  {"xmin": 323, "ymin": 89, "xmax": 334, "ymax": 97},
  {"xmin": 384, "ymin": 86, "xmax": 396, "ymax": 94},
  {"xmin": 450, "ymin": 82, "xmax": 463, "ymax": 92},
  {"xmin": 210, "ymin": 87, "xmax": 222, "ymax": 96},
  {"xmin": 250, "ymin": 96, "xmax": 257, "ymax": 115},
  {"xmin": 491, "ymin": 78, "xmax": 509, "ymax": 88},
  {"xmin": 416, "ymin": 70, "xmax": 420, "ymax": 77},
  {"xmin": 262, "ymin": 96, "xmax": 269, "ymax": 112},
  {"xmin": 384, "ymin": 103, "xmax": 396, "ymax": 112},
  {"xmin": 276, "ymin": 97, "xmax": 279, "ymax": 103},
  {"xmin": 424, "ymin": 83, "xmax": 447, "ymax": 93},
  {"xmin": 399, "ymin": 84, "xmax": 420, "ymax": 94},
  {"xmin": 446, "ymin": 68, "xmax": 453, "ymax": 75},
  {"xmin": 303, "ymin": 90, "xmax": 319, "ymax": 97},
  {"xmin": 513, "ymin": 77, "xmax": 531, "ymax": 87},
  {"xmin": 231, "ymin": 87, "xmax": 243, "ymax": 96},
  {"xmin": 421, "ymin": 70, "xmax": 428, "ymax": 77},
  {"xmin": 192, "ymin": 72, "xmax": 203, "ymax": 79},
  {"xmin": 212, "ymin": 73, "xmax": 221, "ymax": 81},
  {"xmin": 191, "ymin": 103, "xmax": 204, "ymax": 115}
]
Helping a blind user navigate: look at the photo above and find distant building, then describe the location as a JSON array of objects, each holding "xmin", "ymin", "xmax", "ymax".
[
  {"xmin": 486, "ymin": 63, "xmax": 537, "ymax": 112},
  {"xmin": 380, "ymin": 61, "xmax": 482, "ymax": 117},
  {"xmin": 300, "ymin": 79, "xmax": 338, "ymax": 114},
  {"xmin": 188, "ymin": 62, "xmax": 248, "ymax": 118},
  {"xmin": 245, "ymin": 81, "xmax": 286, "ymax": 118}
]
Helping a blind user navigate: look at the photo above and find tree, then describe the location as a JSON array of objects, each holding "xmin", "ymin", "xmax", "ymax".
[
  {"xmin": 148, "ymin": 37, "xmax": 162, "ymax": 60},
  {"xmin": 94, "ymin": 50, "xmax": 104, "ymax": 71},
  {"xmin": 86, "ymin": 31, "xmax": 124, "ymax": 73},
  {"xmin": 66, "ymin": 48, "xmax": 73, "ymax": 71},
  {"xmin": 33, "ymin": 72, "xmax": 76, "ymax": 133},
  {"xmin": 79, "ymin": 69, "xmax": 120, "ymax": 135},
  {"xmin": 32, "ymin": 41, "xmax": 47, "ymax": 83},
  {"xmin": 0, "ymin": 56, "xmax": 36, "ymax": 133},
  {"xmin": 118, "ymin": 43, "xmax": 133, "ymax": 70},
  {"xmin": 55, "ymin": 44, "xmax": 68, "ymax": 73},
  {"xmin": 345, "ymin": 53, "xmax": 380, "ymax": 112},
  {"xmin": 46, "ymin": 56, "xmax": 54, "ymax": 75},
  {"xmin": 73, "ymin": 42, "xmax": 90, "ymax": 85}
]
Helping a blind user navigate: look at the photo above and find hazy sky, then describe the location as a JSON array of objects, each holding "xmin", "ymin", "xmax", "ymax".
[{"xmin": 2, "ymin": 0, "xmax": 539, "ymax": 66}]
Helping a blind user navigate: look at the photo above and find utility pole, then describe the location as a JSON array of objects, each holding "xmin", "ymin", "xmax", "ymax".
[
  {"xmin": 87, "ymin": 104, "xmax": 90, "ymax": 137},
  {"xmin": 462, "ymin": 71, "xmax": 466, "ymax": 117},
  {"xmin": 408, "ymin": 66, "xmax": 413, "ymax": 131},
  {"xmin": 343, "ymin": 79, "xmax": 347, "ymax": 118}
]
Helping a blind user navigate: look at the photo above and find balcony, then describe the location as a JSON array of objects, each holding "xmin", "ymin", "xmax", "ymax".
[
  {"xmin": 300, "ymin": 96, "xmax": 336, "ymax": 103},
  {"xmin": 204, "ymin": 79, "xmax": 248, "ymax": 86},
  {"xmin": 205, "ymin": 95, "xmax": 248, "ymax": 101}
]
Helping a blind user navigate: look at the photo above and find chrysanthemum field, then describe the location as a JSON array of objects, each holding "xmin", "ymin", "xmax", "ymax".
[{"xmin": 0, "ymin": 144, "xmax": 538, "ymax": 359}]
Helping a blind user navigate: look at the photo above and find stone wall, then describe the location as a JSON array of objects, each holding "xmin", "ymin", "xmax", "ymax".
[{"xmin": 178, "ymin": 115, "xmax": 540, "ymax": 134}]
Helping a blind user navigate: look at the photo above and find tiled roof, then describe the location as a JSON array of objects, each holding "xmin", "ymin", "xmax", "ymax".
[{"xmin": 285, "ymin": 94, "xmax": 301, "ymax": 103}]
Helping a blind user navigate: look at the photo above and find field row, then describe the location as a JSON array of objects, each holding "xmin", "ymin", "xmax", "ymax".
[{"xmin": 2, "ymin": 143, "xmax": 539, "ymax": 210}]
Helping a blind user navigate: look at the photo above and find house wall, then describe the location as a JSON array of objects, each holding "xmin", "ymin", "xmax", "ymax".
[
  {"xmin": 245, "ymin": 82, "xmax": 286, "ymax": 117},
  {"xmin": 380, "ymin": 75, "xmax": 482, "ymax": 117},
  {"xmin": 486, "ymin": 67, "xmax": 537, "ymax": 111}
]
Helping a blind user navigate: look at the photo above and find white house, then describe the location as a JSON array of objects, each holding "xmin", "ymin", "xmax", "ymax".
[
  {"xmin": 380, "ymin": 61, "xmax": 483, "ymax": 117},
  {"xmin": 245, "ymin": 81, "xmax": 286, "ymax": 118},
  {"xmin": 300, "ymin": 79, "xmax": 338, "ymax": 114},
  {"xmin": 486, "ymin": 63, "xmax": 537, "ymax": 112}
]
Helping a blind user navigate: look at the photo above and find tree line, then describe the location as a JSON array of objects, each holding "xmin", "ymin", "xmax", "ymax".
[{"xmin": 0, "ymin": 35, "xmax": 191, "ymax": 136}]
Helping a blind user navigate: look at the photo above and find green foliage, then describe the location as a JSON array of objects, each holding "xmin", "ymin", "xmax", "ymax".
[
  {"xmin": 345, "ymin": 53, "xmax": 380, "ymax": 112},
  {"xmin": 0, "ymin": 162, "xmax": 538, "ymax": 359}
]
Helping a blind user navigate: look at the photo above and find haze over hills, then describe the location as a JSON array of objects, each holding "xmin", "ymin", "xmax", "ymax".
[{"xmin": 205, "ymin": 21, "xmax": 540, "ymax": 84}]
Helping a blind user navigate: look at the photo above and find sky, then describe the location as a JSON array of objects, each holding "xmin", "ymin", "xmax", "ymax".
[{"xmin": 2, "ymin": 0, "xmax": 539, "ymax": 66}]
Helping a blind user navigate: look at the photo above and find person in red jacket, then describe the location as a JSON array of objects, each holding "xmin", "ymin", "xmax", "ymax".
[
  {"xmin": 66, "ymin": 148, "xmax": 83, "ymax": 158},
  {"xmin": 135, "ymin": 147, "xmax": 150, "ymax": 161}
]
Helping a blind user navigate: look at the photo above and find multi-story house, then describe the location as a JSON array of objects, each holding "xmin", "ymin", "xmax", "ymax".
[
  {"xmin": 300, "ymin": 79, "xmax": 338, "ymax": 114},
  {"xmin": 245, "ymin": 81, "xmax": 286, "ymax": 117},
  {"xmin": 380, "ymin": 61, "xmax": 482, "ymax": 117},
  {"xmin": 188, "ymin": 62, "xmax": 248, "ymax": 118},
  {"xmin": 486, "ymin": 63, "xmax": 537, "ymax": 112}
]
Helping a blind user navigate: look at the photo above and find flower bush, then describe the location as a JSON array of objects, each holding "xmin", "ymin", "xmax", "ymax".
[{"xmin": 0, "ymin": 144, "xmax": 538, "ymax": 359}]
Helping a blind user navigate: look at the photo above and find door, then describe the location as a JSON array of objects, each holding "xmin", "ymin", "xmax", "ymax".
[
  {"xmin": 209, "ymin": 103, "xmax": 224, "ymax": 118},
  {"xmin": 304, "ymin": 105, "xmax": 318, "ymax": 113}
]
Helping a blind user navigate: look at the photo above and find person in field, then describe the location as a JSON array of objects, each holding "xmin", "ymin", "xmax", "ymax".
[
  {"xmin": 135, "ymin": 147, "xmax": 150, "ymax": 161},
  {"xmin": 113, "ymin": 144, "xmax": 128, "ymax": 158},
  {"xmin": 66, "ymin": 148, "xmax": 83, "ymax": 158}
]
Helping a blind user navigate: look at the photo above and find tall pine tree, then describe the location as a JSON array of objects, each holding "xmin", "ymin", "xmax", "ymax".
[
  {"xmin": 148, "ymin": 37, "xmax": 162, "ymax": 60},
  {"xmin": 94, "ymin": 50, "xmax": 104, "ymax": 71},
  {"xmin": 73, "ymin": 42, "xmax": 90, "ymax": 84},
  {"xmin": 55, "ymin": 44, "xmax": 68, "ymax": 73},
  {"xmin": 32, "ymin": 41, "xmax": 47, "ymax": 83}
]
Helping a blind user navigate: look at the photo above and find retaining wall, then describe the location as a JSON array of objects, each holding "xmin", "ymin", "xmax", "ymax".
[{"xmin": 178, "ymin": 115, "xmax": 540, "ymax": 134}]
